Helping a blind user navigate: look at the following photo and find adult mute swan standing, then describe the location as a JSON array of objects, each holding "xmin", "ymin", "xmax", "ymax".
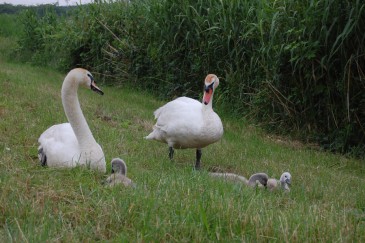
[
  {"xmin": 145, "ymin": 74, "xmax": 223, "ymax": 169},
  {"xmin": 38, "ymin": 68, "xmax": 106, "ymax": 172}
]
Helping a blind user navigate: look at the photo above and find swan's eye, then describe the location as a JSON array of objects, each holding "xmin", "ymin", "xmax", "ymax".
[{"xmin": 87, "ymin": 73, "xmax": 94, "ymax": 81}]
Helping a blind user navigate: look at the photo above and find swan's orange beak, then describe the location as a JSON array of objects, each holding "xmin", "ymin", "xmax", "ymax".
[
  {"xmin": 91, "ymin": 81, "xmax": 104, "ymax": 95},
  {"xmin": 203, "ymin": 82, "xmax": 214, "ymax": 105}
]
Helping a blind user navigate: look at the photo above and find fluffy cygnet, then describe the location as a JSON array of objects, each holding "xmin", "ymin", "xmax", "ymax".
[
  {"xmin": 105, "ymin": 158, "xmax": 136, "ymax": 188},
  {"xmin": 267, "ymin": 172, "xmax": 291, "ymax": 192}
]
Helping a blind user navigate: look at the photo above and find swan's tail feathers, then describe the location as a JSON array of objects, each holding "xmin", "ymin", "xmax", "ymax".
[
  {"xmin": 145, "ymin": 128, "xmax": 163, "ymax": 141},
  {"xmin": 145, "ymin": 132, "xmax": 154, "ymax": 140},
  {"xmin": 38, "ymin": 146, "xmax": 47, "ymax": 166},
  {"xmin": 153, "ymin": 107, "xmax": 164, "ymax": 119},
  {"xmin": 145, "ymin": 125, "xmax": 166, "ymax": 141}
]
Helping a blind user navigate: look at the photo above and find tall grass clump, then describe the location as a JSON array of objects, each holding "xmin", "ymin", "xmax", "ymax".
[
  {"xmin": 0, "ymin": 14, "xmax": 21, "ymax": 37},
  {"xmin": 0, "ymin": 13, "xmax": 22, "ymax": 61},
  {"xmin": 257, "ymin": 0, "xmax": 365, "ymax": 153},
  {"xmin": 16, "ymin": 0, "xmax": 365, "ymax": 155}
]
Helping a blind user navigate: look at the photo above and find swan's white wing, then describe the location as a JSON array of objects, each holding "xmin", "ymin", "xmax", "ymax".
[
  {"xmin": 147, "ymin": 97, "xmax": 205, "ymax": 147},
  {"xmin": 38, "ymin": 123, "xmax": 80, "ymax": 167},
  {"xmin": 157, "ymin": 97, "xmax": 202, "ymax": 124},
  {"xmin": 174, "ymin": 96, "xmax": 201, "ymax": 105},
  {"xmin": 153, "ymin": 97, "xmax": 201, "ymax": 118}
]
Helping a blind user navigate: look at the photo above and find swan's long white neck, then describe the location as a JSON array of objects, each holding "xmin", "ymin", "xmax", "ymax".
[{"xmin": 61, "ymin": 76, "xmax": 96, "ymax": 149}]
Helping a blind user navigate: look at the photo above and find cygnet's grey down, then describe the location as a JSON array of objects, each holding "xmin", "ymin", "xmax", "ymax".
[
  {"xmin": 267, "ymin": 172, "xmax": 291, "ymax": 192},
  {"xmin": 209, "ymin": 172, "xmax": 269, "ymax": 187},
  {"xmin": 105, "ymin": 158, "xmax": 136, "ymax": 188}
]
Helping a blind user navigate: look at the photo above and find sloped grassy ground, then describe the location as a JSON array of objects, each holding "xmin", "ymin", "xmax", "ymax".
[{"xmin": 0, "ymin": 37, "xmax": 364, "ymax": 241}]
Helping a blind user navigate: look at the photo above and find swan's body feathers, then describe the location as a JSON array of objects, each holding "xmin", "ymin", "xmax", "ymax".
[
  {"xmin": 38, "ymin": 123, "xmax": 80, "ymax": 167},
  {"xmin": 147, "ymin": 97, "xmax": 223, "ymax": 149}
]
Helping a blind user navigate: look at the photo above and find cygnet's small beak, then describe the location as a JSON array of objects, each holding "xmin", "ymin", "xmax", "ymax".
[
  {"xmin": 285, "ymin": 178, "xmax": 291, "ymax": 185},
  {"xmin": 91, "ymin": 81, "xmax": 104, "ymax": 95}
]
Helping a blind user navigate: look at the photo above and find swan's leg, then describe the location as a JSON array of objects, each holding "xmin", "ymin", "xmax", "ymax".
[
  {"xmin": 169, "ymin": 147, "xmax": 174, "ymax": 160},
  {"xmin": 195, "ymin": 149, "xmax": 202, "ymax": 170},
  {"xmin": 38, "ymin": 147, "xmax": 47, "ymax": 166}
]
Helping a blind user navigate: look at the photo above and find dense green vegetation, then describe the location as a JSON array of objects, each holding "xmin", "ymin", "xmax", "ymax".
[{"xmin": 4, "ymin": 0, "xmax": 365, "ymax": 155}]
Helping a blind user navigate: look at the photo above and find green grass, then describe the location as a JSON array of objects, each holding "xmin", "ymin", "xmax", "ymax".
[{"xmin": 0, "ymin": 43, "xmax": 365, "ymax": 241}]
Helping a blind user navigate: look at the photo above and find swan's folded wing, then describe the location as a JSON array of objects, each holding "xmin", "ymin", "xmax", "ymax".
[
  {"xmin": 155, "ymin": 103, "xmax": 203, "ymax": 134},
  {"xmin": 38, "ymin": 123, "xmax": 80, "ymax": 167},
  {"xmin": 38, "ymin": 123, "xmax": 74, "ymax": 143},
  {"xmin": 153, "ymin": 97, "xmax": 201, "ymax": 119},
  {"xmin": 174, "ymin": 96, "xmax": 201, "ymax": 105}
]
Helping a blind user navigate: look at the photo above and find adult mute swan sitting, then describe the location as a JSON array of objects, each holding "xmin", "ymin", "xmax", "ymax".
[
  {"xmin": 267, "ymin": 172, "xmax": 292, "ymax": 192},
  {"xmin": 104, "ymin": 158, "xmax": 136, "ymax": 187},
  {"xmin": 38, "ymin": 68, "xmax": 106, "ymax": 172},
  {"xmin": 209, "ymin": 172, "xmax": 268, "ymax": 187},
  {"xmin": 145, "ymin": 74, "xmax": 223, "ymax": 169}
]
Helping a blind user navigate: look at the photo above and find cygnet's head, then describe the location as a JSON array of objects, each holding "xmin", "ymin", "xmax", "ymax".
[
  {"xmin": 105, "ymin": 158, "xmax": 136, "ymax": 188},
  {"xmin": 111, "ymin": 158, "xmax": 127, "ymax": 176},
  {"xmin": 249, "ymin": 172, "xmax": 269, "ymax": 187},
  {"xmin": 280, "ymin": 172, "xmax": 291, "ymax": 186}
]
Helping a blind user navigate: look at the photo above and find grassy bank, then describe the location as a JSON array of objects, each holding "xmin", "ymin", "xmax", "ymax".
[{"xmin": 0, "ymin": 39, "xmax": 365, "ymax": 241}]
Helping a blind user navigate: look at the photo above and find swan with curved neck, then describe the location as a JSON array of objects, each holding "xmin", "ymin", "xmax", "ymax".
[
  {"xmin": 145, "ymin": 74, "xmax": 223, "ymax": 169},
  {"xmin": 38, "ymin": 68, "xmax": 106, "ymax": 172}
]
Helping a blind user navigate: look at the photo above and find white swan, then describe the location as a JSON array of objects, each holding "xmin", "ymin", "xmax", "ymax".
[
  {"xmin": 38, "ymin": 68, "xmax": 106, "ymax": 172},
  {"xmin": 209, "ymin": 172, "xmax": 268, "ymax": 187},
  {"xmin": 267, "ymin": 172, "xmax": 292, "ymax": 192},
  {"xmin": 145, "ymin": 74, "xmax": 223, "ymax": 169},
  {"xmin": 104, "ymin": 158, "xmax": 136, "ymax": 187}
]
